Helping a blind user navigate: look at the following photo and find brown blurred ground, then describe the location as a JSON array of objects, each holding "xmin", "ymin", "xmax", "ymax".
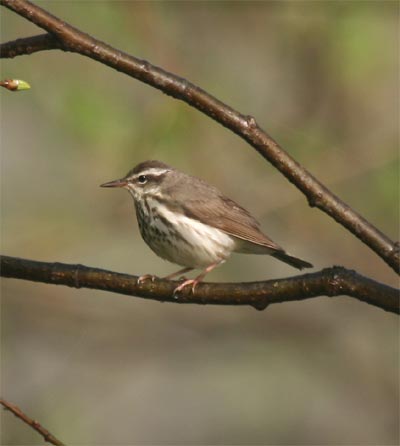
[{"xmin": 1, "ymin": 1, "xmax": 398, "ymax": 445}]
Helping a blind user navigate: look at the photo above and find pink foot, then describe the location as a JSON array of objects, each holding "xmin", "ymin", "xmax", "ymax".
[
  {"xmin": 173, "ymin": 279, "xmax": 198, "ymax": 298},
  {"xmin": 137, "ymin": 274, "xmax": 156, "ymax": 285}
]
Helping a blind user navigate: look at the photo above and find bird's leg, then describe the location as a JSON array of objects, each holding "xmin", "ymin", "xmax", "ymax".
[
  {"xmin": 164, "ymin": 267, "xmax": 194, "ymax": 281},
  {"xmin": 173, "ymin": 261, "xmax": 224, "ymax": 296}
]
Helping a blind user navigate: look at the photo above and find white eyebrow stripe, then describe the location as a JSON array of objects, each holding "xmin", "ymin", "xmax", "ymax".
[{"xmin": 130, "ymin": 168, "xmax": 170, "ymax": 179}]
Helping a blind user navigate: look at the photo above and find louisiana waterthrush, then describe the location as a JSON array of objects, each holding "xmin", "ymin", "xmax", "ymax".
[{"xmin": 101, "ymin": 160, "xmax": 312, "ymax": 294}]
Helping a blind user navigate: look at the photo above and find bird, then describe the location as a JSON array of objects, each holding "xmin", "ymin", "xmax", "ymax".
[{"xmin": 101, "ymin": 160, "xmax": 313, "ymax": 294}]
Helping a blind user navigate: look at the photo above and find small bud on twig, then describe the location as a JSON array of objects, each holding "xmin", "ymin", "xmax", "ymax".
[{"xmin": 0, "ymin": 79, "xmax": 31, "ymax": 91}]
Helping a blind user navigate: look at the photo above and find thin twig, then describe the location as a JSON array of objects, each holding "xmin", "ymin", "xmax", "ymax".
[
  {"xmin": 1, "ymin": 256, "xmax": 398, "ymax": 314},
  {"xmin": 0, "ymin": 398, "xmax": 65, "ymax": 446},
  {"xmin": 0, "ymin": 33, "xmax": 60, "ymax": 57},
  {"xmin": 0, "ymin": 0, "xmax": 398, "ymax": 274}
]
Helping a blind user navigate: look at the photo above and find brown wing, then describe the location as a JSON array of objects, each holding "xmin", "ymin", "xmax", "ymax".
[
  {"xmin": 163, "ymin": 173, "xmax": 313, "ymax": 270},
  {"xmin": 179, "ymin": 186, "xmax": 283, "ymax": 252},
  {"xmin": 182, "ymin": 195, "xmax": 314, "ymax": 268}
]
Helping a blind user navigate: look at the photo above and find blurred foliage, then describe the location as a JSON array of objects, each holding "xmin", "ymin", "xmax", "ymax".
[{"xmin": 1, "ymin": 1, "xmax": 398, "ymax": 445}]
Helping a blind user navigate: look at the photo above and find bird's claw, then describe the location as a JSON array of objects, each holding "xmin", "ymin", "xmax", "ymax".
[
  {"xmin": 173, "ymin": 279, "xmax": 198, "ymax": 299},
  {"xmin": 137, "ymin": 274, "xmax": 156, "ymax": 285}
]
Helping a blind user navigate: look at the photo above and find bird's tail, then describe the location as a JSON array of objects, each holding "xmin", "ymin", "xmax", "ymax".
[{"xmin": 272, "ymin": 250, "xmax": 313, "ymax": 270}]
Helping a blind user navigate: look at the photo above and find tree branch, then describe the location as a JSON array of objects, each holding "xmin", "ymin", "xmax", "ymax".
[
  {"xmin": 1, "ymin": 0, "xmax": 398, "ymax": 274},
  {"xmin": 0, "ymin": 32, "xmax": 60, "ymax": 57},
  {"xmin": 1, "ymin": 398, "xmax": 65, "ymax": 446},
  {"xmin": 1, "ymin": 255, "xmax": 398, "ymax": 314}
]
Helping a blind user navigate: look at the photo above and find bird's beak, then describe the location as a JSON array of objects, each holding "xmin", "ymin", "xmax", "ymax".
[{"xmin": 100, "ymin": 178, "xmax": 128, "ymax": 188}]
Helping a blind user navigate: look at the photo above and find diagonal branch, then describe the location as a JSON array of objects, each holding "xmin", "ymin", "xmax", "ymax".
[
  {"xmin": 1, "ymin": 0, "xmax": 398, "ymax": 274},
  {"xmin": 1, "ymin": 398, "xmax": 65, "ymax": 446},
  {"xmin": 1, "ymin": 256, "xmax": 398, "ymax": 314}
]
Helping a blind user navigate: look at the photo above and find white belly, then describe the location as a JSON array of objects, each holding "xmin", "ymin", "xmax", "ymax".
[{"xmin": 136, "ymin": 199, "xmax": 235, "ymax": 268}]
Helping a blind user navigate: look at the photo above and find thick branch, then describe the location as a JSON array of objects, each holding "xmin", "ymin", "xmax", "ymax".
[
  {"xmin": 1, "ymin": 256, "xmax": 398, "ymax": 314},
  {"xmin": 1, "ymin": 0, "xmax": 398, "ymax": 274},
  {"xmin": 1, "ymin": 398, "xmax": 65, "ymax": 446}
]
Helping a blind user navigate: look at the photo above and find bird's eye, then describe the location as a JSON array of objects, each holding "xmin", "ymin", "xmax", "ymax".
[{"xmin": 138, "ymin": 175, "xmax": 147, "ymax": 184}]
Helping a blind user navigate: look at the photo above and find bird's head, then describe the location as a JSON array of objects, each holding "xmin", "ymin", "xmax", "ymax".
[{"xmin": 100, "ymin": 160, "xmax": 174, "ymax": 201}]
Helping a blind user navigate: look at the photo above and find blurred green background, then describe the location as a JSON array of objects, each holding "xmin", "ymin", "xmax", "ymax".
[{"xmin": 1, "ymin": 1, "xmax": 398, "ymax": 445}]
